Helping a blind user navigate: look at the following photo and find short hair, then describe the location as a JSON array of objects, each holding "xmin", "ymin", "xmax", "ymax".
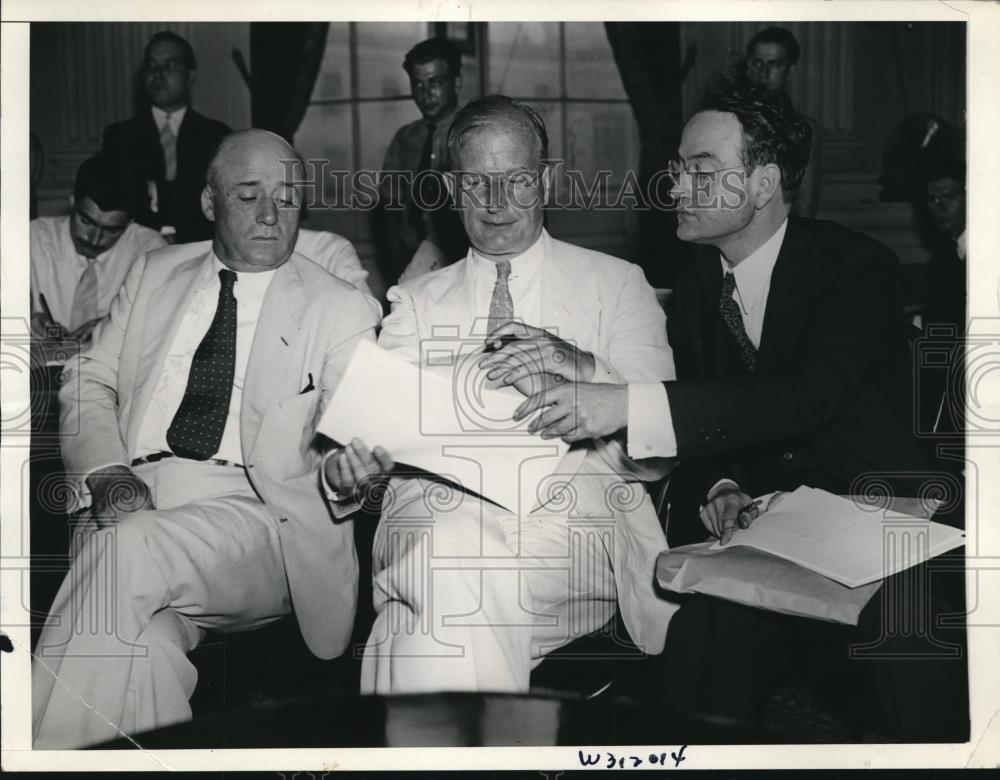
[
  {"xmin": 697, "ymin": 72, "xmax": 812, "ymax": 198},
  {"xmin": 746, "ymin": 26, "xmax": 801, "ymax": 65},
  {"xmin": 73, "ymin": 154, "xmax": 140, "ymax": 214},
  {"xmin": 403, "ymin": 38, "xmax": 462, "ymax": 78},
  {"xmin": 144, "ymin": 30, "xmax": 197, "ymax": 70},
  {"xmin": 446, "ymin": 95, "xmax": 548, "ymax": 170},
  {"xmin": 922, "ymin": 155, "xmax": 966, "ymax": 188}
]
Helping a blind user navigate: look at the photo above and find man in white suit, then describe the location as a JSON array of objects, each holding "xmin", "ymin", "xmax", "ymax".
[
  {"xmin": 324, "ymin": 95, "xmax": 677, "ymax": 694},
  {"xmin": 32, "ymin": 130, "xmax": 380, "ymax": 748}
]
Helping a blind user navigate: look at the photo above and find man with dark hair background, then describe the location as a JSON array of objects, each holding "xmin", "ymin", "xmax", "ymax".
[
  {"xmin": 745, "ymin": 26, "xmax": 822, "ymax": 217},
  {"xmin": 101, "ymin": 30, "xmax": 231, "ymax": 243},
  {"xmin": 377, "ymin": 37, "xmax": 469, "ymax": 288},
  {"xmin": 30, "ymin": 153, "xmax": 165, "ymax": 354}
]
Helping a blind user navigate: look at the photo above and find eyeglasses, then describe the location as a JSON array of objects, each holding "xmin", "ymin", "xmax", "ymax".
[
  {"xmin": 144, "ymin": 59, "xmax": 187, "ymax": 75},
  {"xmin": 456, "ymin": 169, "xmax": 543, "ymax": 198},
  {"xmin": 667, "ymin": 161, "xmax": 747, "ymax": 189}
]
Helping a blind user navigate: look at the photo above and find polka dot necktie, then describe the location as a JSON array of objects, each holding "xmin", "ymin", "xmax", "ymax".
[
  {"xmin": 167, "ymin": 269, "xmax": 238, "ymax": 460},
  {"xmin": 719, "ymin": 271, "xmax": 757, "ymax": 372}
]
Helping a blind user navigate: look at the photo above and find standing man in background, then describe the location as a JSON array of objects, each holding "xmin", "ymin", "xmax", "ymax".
[
  {"xmin": 102, "ymin": 31, "xmax": 231, "ymax": 243},
  {"xmin": 377, "ymin": 37, "xmax": 469, "ymax": 287},
  {"xmin": 745, "ymin": 26, "xmax": 822, "ymax": 217}
]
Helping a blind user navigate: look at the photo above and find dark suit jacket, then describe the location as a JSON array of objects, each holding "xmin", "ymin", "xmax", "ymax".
[
  {"xmin": 664, "ymin": 216, "xmax": 928, "ymax": 544},
  {"xmin": 102, "ymin": 109, "xmax": 231, "ymax": 243}
]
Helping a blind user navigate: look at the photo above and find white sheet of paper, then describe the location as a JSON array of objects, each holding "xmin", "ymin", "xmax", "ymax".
[
  {"xmin": 714, "ymin": 485, "xmax": 965, "ymax": 588},
  {"xmin": 317, "ymin": 340, "xmax": 570, "ymax": 512}
]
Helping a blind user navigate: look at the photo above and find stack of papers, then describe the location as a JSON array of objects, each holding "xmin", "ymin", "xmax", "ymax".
[
  {"xmin": 317, "ymin": 340, "xmax": 570, "ymax": 512},
  {"xmin": 712, "ymin": 485, "xmax": 965, "ymax": 588}
]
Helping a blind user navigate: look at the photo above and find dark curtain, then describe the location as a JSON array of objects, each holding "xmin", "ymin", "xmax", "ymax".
[
  {"xmin": 604, "ymin": 22, "xmax": 692, "ymax": 287},
  {"xmin": 250, "ymin": 23, "xmax": 329, "ymax": 143}
]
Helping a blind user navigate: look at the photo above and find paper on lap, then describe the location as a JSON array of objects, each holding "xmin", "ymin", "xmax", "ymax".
[
  {"xmin": 317, "ymin": 340, "xmax": 570, "ymax": 512},
  {"xmin": 712, "ymin": 485, "xmax": 965, "ymax": 588}
]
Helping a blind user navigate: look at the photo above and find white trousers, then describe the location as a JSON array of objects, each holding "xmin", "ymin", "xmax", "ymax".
[
  {"xmin": 360, "ymin": 476, "xmax": 619, "ymax": 694},
  {"xmin": 32, "ymin": 460, "xmax": 291, "ymax": 749}
]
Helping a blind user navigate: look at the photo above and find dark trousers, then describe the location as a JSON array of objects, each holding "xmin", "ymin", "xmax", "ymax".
[{"xmin": 659, "ymin": 549, "xmax": 968, "ymax": 742}]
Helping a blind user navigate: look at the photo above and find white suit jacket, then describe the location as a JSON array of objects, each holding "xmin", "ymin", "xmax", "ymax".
[
  {"xmin": 378, "ymin": 229, "xmax": 678, "ymax": 653},
  {"xmin": 59, "ymin": 241, "xmax": 380, "ymax": 659}
]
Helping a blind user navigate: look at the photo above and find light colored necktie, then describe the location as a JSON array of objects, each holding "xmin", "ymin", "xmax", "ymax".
[
  {"xmin": 160, "ymin": 114, "xmax": 177, "ymax": 182},
  {"xmin": 487, "ymin": 260, "xmax": 514, "ymax": 333},
  {"xmin": 70, "ymin": 260, "xmax": 99, "ymax": 331}
]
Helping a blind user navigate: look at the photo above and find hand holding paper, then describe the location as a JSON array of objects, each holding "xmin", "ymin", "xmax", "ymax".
[{"xmin": 317, "ymin": 340, "xmax": 570, "ymax": 511}]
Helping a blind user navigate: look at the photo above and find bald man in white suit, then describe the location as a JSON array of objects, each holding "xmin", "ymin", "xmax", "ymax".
[{"xmin": 32, "ymin": 130, "xmax": 379, "ymax": 748}]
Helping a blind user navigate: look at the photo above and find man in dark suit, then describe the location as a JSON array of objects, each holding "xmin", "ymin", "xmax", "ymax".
[
  {"xmin": 510, "ymin": 80, "xmax": 966, "ymax": 741},
  {"xmin": 102, "ymin": 31, "xmax": 231, "ymax": 243}
]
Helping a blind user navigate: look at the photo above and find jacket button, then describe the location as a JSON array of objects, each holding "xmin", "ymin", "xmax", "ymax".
[
  {"xmin": 715, "ymin": 428, "xmax": 727, "ymax": 439},
  {"xmin": 698, "ymin": 427, "xmax": 711, "ymax": 441},
  {"xmin": 782, "ymin": 451, "xmax": 794, "ymax": 461}
]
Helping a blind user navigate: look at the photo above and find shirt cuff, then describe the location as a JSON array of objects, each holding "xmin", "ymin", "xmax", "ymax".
[
  {"xmin": 320, "ymin": 449, "xmax": 362, "ymax": 519},
  {"xmin": 626, "ymin": 382, "xmax": 678, "ymax": 459}
]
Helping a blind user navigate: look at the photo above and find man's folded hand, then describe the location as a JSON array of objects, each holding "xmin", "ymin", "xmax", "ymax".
[
  {"xmin": 86, "ymin": 465, "xmax": 155, "ymax": 527},
  {"xmin": 513, "ymin": 381, "xmax": 628, "ymax": 443},
  {"xmin": 479, "ymin": 321, "xmax": 596, "ymax": 384}
]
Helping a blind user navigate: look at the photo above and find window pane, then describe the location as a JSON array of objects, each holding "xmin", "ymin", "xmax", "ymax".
[
  {"xmin": 564, "ymin": 22, "xmax": 627, "ymax": 100},
  {"xmin": 357, "ymin": 100, "xmax": 423, "ymax": 173},
  {"xmin": 488, "ymin": 22, "xmax": 561, "ymax": 97},
  {"xmin": 312, "ymin": 22, "xmax": 351, "ymax": 101},
  {"xmin": 565, "ymin": 102, "xmax": 637, "ymax": 186},
  {"xmin": 526, "ymin": 100, "xmax": 563, "ymax": 162},
  {"xmin": 356, "ymin": 22, "xmax": 431, "ymax": 98},
  {"xmin": 296, "ymin": 104, "xmax": 354, "ymax": 205}
]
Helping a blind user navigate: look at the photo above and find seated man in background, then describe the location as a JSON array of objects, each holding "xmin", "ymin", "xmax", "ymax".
[
  {"xmin": 30, "ymin": 153, "xmax": 165, "ymax": 354},
  {"xmin": 102, "ymin": 31, "xmax": 231, "ymax": 243},
  {"xmin": 915, "ymin": 156, "xmax": 967, "ymax": 439},
  {"xmin": 514, "ymin": 77, "xmax": 966, "ymax": 741},
  {"xmin": 325, "ymin": 95, "xmax": 678, "ymax": 694},
  {"xmin": 294, "ymin": 227, "xmax": 382, "ymax": 317},
  {"xmin": 32, "ymin": 130, "xmax": 379, "ymax": 748}
]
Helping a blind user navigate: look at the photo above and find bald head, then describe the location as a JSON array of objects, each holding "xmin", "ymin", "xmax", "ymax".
[
  {"xmin": 206, "ymin": 130, "xmax": 301, "ymax": 194},
  {"xmin": 202, "ymin": 129, "xmax": 304, "ymax": 272}
]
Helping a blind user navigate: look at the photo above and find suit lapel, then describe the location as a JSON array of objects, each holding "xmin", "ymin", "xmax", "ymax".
[
  {"xmin": 758, "ymin": 218, "xmax": 806, "ymax": 369},
  {"xmin": 241, "ymin": 256, "xmax": 308, "ymax": 455},
  {"xmin": 127, "ymin": 252, "xmax": 211, "ymax": 454},
  {"xmin": 694, "ymin": 247, "xmax": 724, "ymax": 377},
  {"xmin": 539, "ymin": 232, "xmax": 597, "ymax": 342}
]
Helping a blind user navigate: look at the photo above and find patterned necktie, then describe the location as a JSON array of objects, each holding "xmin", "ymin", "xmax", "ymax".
[
  {"xmin": 69, "ymin": 259, "xmax": 99, "ymax": 331},
  {"xmin": 160, "ymin": 114, "xmax": 177, "ymax": 182},
  {"xmin": 719, "ymin": 271, "xmax": 757, "ymax": 371},
  {"xmin": 166, "ymin": 269, "xmax": 238, "ymax": 460},
  {"xmin": 487, "ymin": 260, "xmax": 514, "ymax": 334}
]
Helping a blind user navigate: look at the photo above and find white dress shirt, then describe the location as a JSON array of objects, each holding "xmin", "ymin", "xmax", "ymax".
[
  {"xmin": 470, "ymin": 230, "xmax": 545, "ymax": 330},
  {"xmin": 30, "ymin": 216, "xmax": 166, "ymax": 330},
  {"xmin": 627, "ymin": 219, "xmax": 788, "ymax": 459},
  {"xmin": 135, "ymin": 254, "xmax": 276, "ymax": 464},
  {"xmin": 151, "ymin": 105, "xmax": 186, "ymax": 136}
]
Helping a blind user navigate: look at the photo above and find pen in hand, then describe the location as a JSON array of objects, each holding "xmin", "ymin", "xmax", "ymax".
[{"xmin": 737, "ymin": 498, "xmax": 762, "ymax": 529}]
